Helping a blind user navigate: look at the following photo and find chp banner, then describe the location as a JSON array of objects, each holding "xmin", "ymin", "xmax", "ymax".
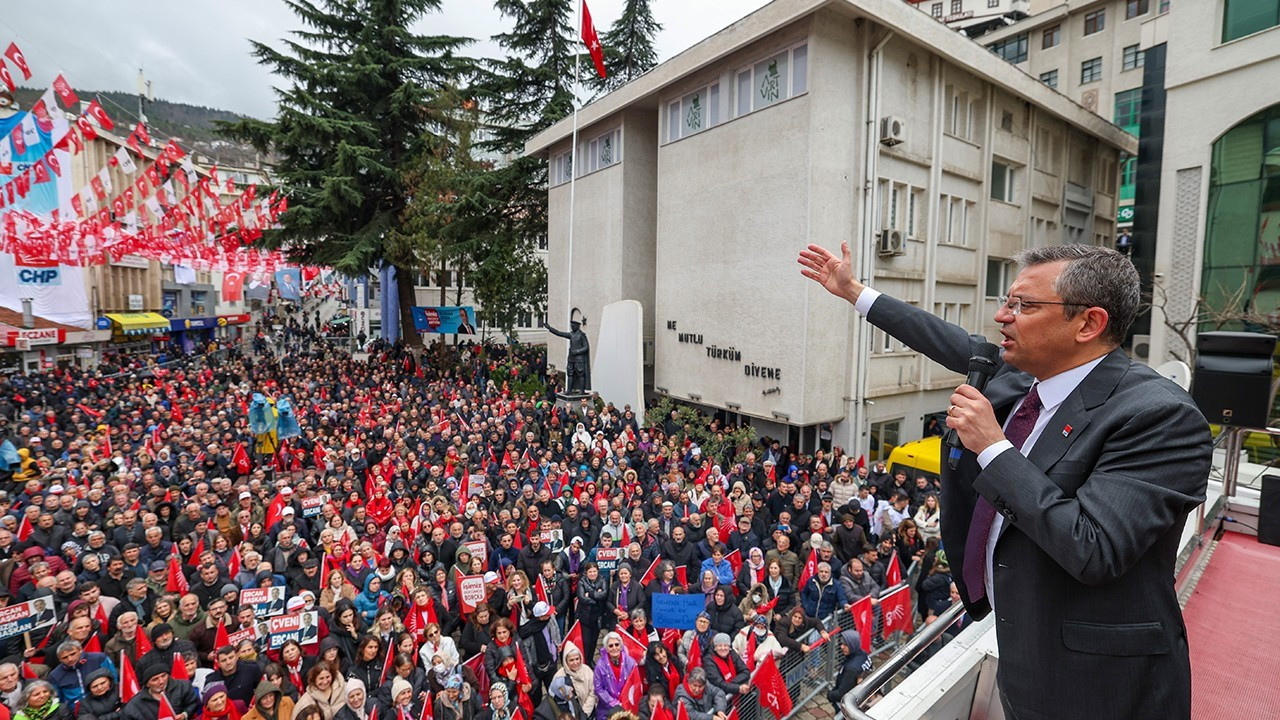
[
  {"xmin": 0, "ymin": 598, "xmax": 58, "ymax": 639},
  {"xmin": 241, "ymin": 587, "xmax": 286, "ymax": 618},
  {"xmin": 410, "ymin": 305, "xmax": 477, "ymax": 335},
  {"xmin": 265, "ymin": 611, "xmax": 320, "ymax": 649}
]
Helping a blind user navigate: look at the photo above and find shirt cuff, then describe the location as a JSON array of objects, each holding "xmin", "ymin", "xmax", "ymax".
[
  {"xmin": 853, "ymin": 287, "xmax": 881, "ymax": 315},
  {"xmin": 977, "ymin": 440, "xmax": 1015, "ymax": 468}
]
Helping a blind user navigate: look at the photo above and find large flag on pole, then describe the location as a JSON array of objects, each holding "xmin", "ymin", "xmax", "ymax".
[{"xmin": 580, "ymin": 1, "xmax": 607, "ymax": 79}]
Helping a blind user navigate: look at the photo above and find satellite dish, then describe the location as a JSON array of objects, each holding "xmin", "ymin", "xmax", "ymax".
[{"xmin": 1155, "ymin": 360, "xmax": 1192, "ymax": 391}]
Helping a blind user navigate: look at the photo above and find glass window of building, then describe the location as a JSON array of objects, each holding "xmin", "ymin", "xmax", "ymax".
[
  {"xmin": 1114, "ymin": 88, "xmax": 1143, "ymax": 131},
  {"xmin": 932, "ymin": 3, "xmax": 943, "ymax": 18},
  {"xmin": 986, "ymin": 258, "xmax": 1014, "ymax": 297},
  {"xmin": 1081, "ymin": 57, "xmax": 1103, "ymax": 84},
  {"xmin": 1203, "ymin": 103, "xmax": 1280, "ymax": 323},
  {"xmin": 869, "ymin": 419, "xmax": 901, "ymax": 462},
  {"xmin": 990, "ymin": 160, "xmax": 1015, "ymax": 202},
  {"xmin": 734, "ymin": 43, "xmax": 807, "ymax": 117},
  {"xmin": 1125, "ymin": 0, "xmax": 1149, "ymax": 20},
  {"xmin": 668, "ymin": 83, "xmax": 721, "ymax": 142},
  {"xmin": 584, "ymin": 128, "xmax": 621, "ymax": 173},
  {"xmin": 1040, "ymin": 69, "xmax": 1059, "ymax": 89},
  {"xmin": 1043, "ymin": 25, "xmax": 1061, "ymax": 49},
  {"xmin": 1084, "ymin": 9, "xmax": 1106, "ymax": 35},
  {"xmin": 1222, "ymin": 0, "xmax": 1280, "ymax": 42},
  {"xmin": 1122, "ymin": 44, "xmax": 1145, "ymax": 71},
  {"xmin": 951, "ymin": 0, "xmax": 962, "ymax": 14},
  {"xmin": 990, "ymin": 33, "xmax": 1029, "ymax": 64}
]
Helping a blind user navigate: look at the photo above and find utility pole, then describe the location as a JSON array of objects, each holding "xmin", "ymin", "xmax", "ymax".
[{"xmin": 136, "ymin": 68, "xmax": 152, "ymax": 131}]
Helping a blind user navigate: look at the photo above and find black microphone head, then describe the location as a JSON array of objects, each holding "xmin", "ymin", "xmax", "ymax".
[{"xmin": 969, "ymin": 342, "xmax": 1001, "ymax": 375}]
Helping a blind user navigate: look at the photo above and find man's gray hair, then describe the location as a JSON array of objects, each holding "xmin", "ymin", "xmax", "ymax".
[
  {"xmin": 56, "ymin": 640, "xmax": 82, "ymax": 655},
  {"xmin": 1013, "ymin": 244, "xmax": 1139, "ymax": 347},
  {"xmin": 687, "ymin": 667, "xmax": 707, "ymax": 684}
]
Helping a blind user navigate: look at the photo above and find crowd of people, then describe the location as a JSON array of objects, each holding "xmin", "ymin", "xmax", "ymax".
[{"xmin": 0, "ymin": 326, "xmax": 954, "ymax": 720}]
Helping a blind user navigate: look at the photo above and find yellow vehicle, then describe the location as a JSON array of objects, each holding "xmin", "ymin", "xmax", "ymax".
[{"xmin": 886, "ymin": 436, "xmax": 942, "ymax": 483}]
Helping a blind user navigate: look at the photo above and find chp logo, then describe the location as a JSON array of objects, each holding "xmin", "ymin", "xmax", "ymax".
[{"xmin": 14, "ymin": 250, "xmax": 60, "ymax": 287}]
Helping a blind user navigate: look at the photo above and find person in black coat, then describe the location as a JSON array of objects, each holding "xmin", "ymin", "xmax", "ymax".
[
  {"xmin": 704, "ymin": 586, "xmax": 742, "ymax": 637},
  {"xmin": 534, "ymin": 676, "xmax": 587, "ymax": 720},
  {"xmin": 659, "ymin": 528, "xmax": 699, "ymax": 582},
  {"xmin": 574, "ymin": 564, "xmax": 607, "ymax": 660},
  {"xmin": 604, "ymin": 564, "xmax": 645, "ymax": 632},
  {"xmin": 377, "ymin": 653, "xmax": 429, "ymax": 708},
  {"xmin": 458, "ymin": 605, "xmax": 493, "ymax": 660},
  {"xmin": 701, "ymin": 633, "xmax": 749, "ymax": 701},
  {"xmin": 121, "ymin": 666, "xmax": 200, "ymax": 720},
  {"xmin": 77, "ymin": 669, "xmax": 122, "ymax": 720}
]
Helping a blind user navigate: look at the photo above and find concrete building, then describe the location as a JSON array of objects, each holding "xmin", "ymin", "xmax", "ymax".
[
  {"xmin": 976, "ymin": 0, "xmax": 1164, "ymax": 233},
  {"xmin": 907, "ymin": 0, "xmax": 1033, "ymax": 37},
  {"xmin": 527, "ymin": 0, "xmax": 1134, "ymax": 457},
  {"xmin": 1141, "ymin": 2, "xmax": 1280, "ymax": 366}
]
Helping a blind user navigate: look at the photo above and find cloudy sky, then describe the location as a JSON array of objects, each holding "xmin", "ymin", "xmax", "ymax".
[{"xmin": 3, "ymin": 0, "xmax": 772, "ymax": 120}]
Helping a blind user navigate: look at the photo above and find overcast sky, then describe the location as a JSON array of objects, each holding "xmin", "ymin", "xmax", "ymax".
[{"xmin": 3, "ymin": 0, "xmax": 772, "ymax": 121}]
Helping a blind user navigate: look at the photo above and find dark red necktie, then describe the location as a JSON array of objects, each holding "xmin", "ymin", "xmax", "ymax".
[{"xmin": 962, "ymin": 384, "xmax": 1042, "ymax": 604}]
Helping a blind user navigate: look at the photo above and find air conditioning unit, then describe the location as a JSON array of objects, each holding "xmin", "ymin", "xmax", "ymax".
[
  {"xmin": 1131, "ymin": 333, "xmax": 1151, "ymax": 360},
  {"xmin": 880, "ymin": 116, "xmax": 906, "ymax": 146},
  {"xmin": 878, "ymin": 228, "xmax": 906, "ymax": 256}
]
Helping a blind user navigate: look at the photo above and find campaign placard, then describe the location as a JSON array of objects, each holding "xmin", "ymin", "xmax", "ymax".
[
  {"xmin": 594, "ymin": 547, "xmax": 621, "ymax": 573},
  {"xmin": 301, "ymin": 495, "xmax": 326, "ymax": 518},
  {"xmin": 265, "ymin": 611, "xmax": 320, "ymax": 649},
  {"xmin": 457, "ymin": 574, "xmax": 486, "ymax": 615},
  {"xmin": 227, "ymin": 625, "xmax": 258, "ymax": 647},
  {"xmin": 0, "ymin": 599, "xmax": 59, "ymax": 640},
  {"xmin": 464, "ymin": 540, "xmax": 488, "ymax": 562},
  {"xmin": 240, "ymin": 586, "xmax": 287, "ymax": 617}
]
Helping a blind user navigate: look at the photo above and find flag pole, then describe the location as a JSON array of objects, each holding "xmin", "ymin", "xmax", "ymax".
[{"xmin": 566, "ymin": 0, "xmax": 582, "ymax": 328}]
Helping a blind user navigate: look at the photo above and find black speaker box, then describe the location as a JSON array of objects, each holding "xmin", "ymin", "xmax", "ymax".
[
  {"xmin": 1260, "ymin": 474, "xmax": 1280, "ymax": 547},
  {"xmin": 1192, "ymin": 331, "xmax": 1276, "ymax": 428}
]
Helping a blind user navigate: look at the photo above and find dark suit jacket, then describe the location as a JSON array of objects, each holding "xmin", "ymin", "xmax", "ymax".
[{"xmin": 866, "ymin": 293, "xmax": 1210, "ymax": 720}]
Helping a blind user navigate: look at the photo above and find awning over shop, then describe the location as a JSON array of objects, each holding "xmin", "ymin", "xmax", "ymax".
[{"xmin": 105, "ymin": 313, "xmax": 170, "ymax": 335}]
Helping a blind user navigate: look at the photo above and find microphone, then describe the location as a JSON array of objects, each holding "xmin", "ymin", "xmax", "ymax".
[{"xmin": 945, "ymin": 342, "xmax": 1001, "ymax": 470}]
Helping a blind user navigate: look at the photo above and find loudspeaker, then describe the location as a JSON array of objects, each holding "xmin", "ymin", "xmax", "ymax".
[
  {"xmin": 1260, "ymin": 475, "xmax": 1280, "ymax": 547},
  {"xmin": 1192, "ymin": 332, "xmax": 1276, "ymax": 428}
]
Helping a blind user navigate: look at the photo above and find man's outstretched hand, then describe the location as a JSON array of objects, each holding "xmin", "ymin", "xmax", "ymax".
[{"xmin": 798, "ymin": 242, "xmax": 862, "ymax": 304}]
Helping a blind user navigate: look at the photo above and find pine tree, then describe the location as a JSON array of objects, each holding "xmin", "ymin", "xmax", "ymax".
[
  {"xmin": 219, "ymin": 0, "xmax": 471, "ymax": 345},
  {"xmin": 437, "ymin": 0, "xmax": 576, "ymax": 336},
  {"xmin": 586, "ymin": 0, "xmax": 661, "ymax": 94}
]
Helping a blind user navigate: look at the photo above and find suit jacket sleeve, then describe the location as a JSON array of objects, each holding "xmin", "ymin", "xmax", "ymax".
[
  {"xmin": 974, "ymin": 379, "xmax": 1209, "ymax": 586},
  {"xmin": 864, "ymin": 293, "xmax": 991, "ymax": 375}
]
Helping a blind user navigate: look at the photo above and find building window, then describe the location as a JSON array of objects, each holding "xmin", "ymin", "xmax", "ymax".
[
  {"xmin": 1222, "ymin": 0, "xmax": 1279, "ymax": 42},
  {"xmin": 951, "ymin": 0, "xmax": 962, "ymax": 13},
  {"xmin": 1081, "ymin": 57, "xmax": 1103, "ymax": 84},
  {"xmin": 985, "ymin": 258, "xmax": 1014, "ymax": 297},
  {"xmin": 1084, "ymin": 9, "xmax": 1106, "ymax": 35},
  {"xmin": 940, "ymin": 195, "xmax": 974, "ymax": 244},
  {"xmin": 550, "ymin": 151, "xmax": 572, "ymax": 186},
  {"xmin": 879, "ymin": 181, "xmax": 923, "ymax": 237},
  {"xmin": 734, "ymin": 43, "xmax": 808, "ymax": 118},
  {"xmin": 1120, "ymin": 156, "xmax": 1138, "ymax": 200},
  {"xmin": 1042, "ymin": 25, "xmax": 1061, "ymax": 48},
  {"xmin": 1125, "ymin": 0, "xmax": 1149, "ymax": 19},
  {"xmin": 1122, "ymin": 44, "xmax": 1145, "ymax": 70},
  {"xmin": 162, "ymin": 291, "xmax": 178, "ymax": 314},
  {"xmin": 990, "ymin": 33, "xmax": 1029, "ymax": 64},
  {"xmin": 932, "ymin": 3, "xmax": 943, "ymax": 18},
  {"xmin": 869, "ymin": 419, "xmax": 902, "ymax": 462},
  {"xmin": 667, "ymin": 83, "xmax": 720, "ymax": 142},
  {"xmin": 988, "ymin": 0, "xmax": 1000, "ymax": 7},
  {"xmin": 990, "ymin": 160, "xmax": 1016, "ymax": 202},
  {"xmin": 946, "ymin": 85, "xmax": 978, "ymax": 141},
  {"xmin": 584, "ymin": 127, "xmax": 621, "ymax": 174},
  {"xmin": 1114, "ymin": 88, "xmax": 1143, "ymax": 130},
  {"xmin": 191, "ymin": 291, "xmax": 207, "ymax": 316},
  {"xmin": 1040, "ymin": 69, "xmax": 1059, "ymax": 89}
]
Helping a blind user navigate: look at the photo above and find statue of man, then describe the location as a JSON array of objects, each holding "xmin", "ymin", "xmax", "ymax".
[{"xmin": 543, "ymin": 319, "xmax": 591, "ymax": 393}]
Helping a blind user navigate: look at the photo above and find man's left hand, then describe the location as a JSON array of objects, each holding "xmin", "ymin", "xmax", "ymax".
[{"xmin": 947, "ymin": 385, "xmax": 1005, "ymax": 453}]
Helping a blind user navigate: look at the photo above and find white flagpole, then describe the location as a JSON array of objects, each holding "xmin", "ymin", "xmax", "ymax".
[{"xmin": 566, "ymin": 0, "xmax": 582, "ymax": 326}]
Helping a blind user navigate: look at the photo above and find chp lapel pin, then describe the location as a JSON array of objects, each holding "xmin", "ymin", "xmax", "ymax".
[{"xmin": 1061, "ymin": 424, "xmax": 1072, "ymax": 438}]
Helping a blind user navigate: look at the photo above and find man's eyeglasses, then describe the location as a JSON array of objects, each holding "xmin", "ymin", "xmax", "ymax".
[{"xmin": 997, "ymin": 295, "xmax": 1085, "ymax": 315}]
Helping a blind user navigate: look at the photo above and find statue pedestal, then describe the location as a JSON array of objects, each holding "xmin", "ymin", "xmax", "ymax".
[{"xmin": 554, "ymin": 391, "xmax": 593, "ymax": 413}]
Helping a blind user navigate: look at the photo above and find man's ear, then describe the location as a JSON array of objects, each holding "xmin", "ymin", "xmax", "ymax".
[{"xmin": 1074, "ymin": 307, "xmax": 1111, "ymax": 345}]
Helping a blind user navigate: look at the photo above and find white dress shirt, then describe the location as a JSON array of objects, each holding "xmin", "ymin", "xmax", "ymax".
[{"xmin": 854, "ymin": 286, "xmax": 1106, "ymax": 609}]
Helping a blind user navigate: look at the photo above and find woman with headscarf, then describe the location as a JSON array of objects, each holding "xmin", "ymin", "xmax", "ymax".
[
  {"xmin": 354, "ymin": 575, "xmax": 389, "ymax": 625},
  {"xmin": 476, "ymin": 682, "xmax": 515, "ymax": 720},
  {"xmin": 331, "ymin": 678, "xmax": 370, "ymax": 720},
  {"xmin": 643, "ymin": 641, "xmax": 684, "ymax": 701},
  {"xmin": 378, "ymin": 677, "xmax": 422, "ymax": 720},
  {"xmin": 571, "ymin": 424, "xmax": 592, "ymax": 450},
  {"xmin": 735, "ymin": 548, "xmax": 767, "ymax": 597},
  {"xmin": 732, "ymin": 615, "xmax": 785, "ymax": 671},
  {"xmin": 677, "ymin": 612, "xmax": 715, "ymax": 669},
  {"xmin": 704, "ymin": 586, "xmax": 742, "ymax": 636},
  {"xmin": 590, "ymin": 631, "xmax": 637, "ymax": 720},
  {"xmin": 825, "ymin": 630, "xmax": 872, "ymax": 707},
  {"xmin": 434, "ymin": 673, "xmax": 480, "ymax": 720},
  {"xmin": 77, "ymin": 669, "xmax": 121, "ymax": 720},
  {"xmin": 552, "ymin": 644, "xmax": 596, "ymax": 719},
  {"xmin": 702, "ymin": 633, "xmax": 749, "ymax": 702}
]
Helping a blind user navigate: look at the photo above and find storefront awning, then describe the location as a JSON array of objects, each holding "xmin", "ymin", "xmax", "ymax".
[{"xmin": 105, "ymin": 313, "xmax": 170, "ymax": 335}]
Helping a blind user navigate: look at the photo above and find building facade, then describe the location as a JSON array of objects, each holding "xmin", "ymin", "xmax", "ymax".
[
  {"xmin": 908, "ymin": 0, "xmax": 1033, "ymax": 37},
  {"xmin": 528, "ymin": 0, "xmax": 1132, "ymax": 456}
]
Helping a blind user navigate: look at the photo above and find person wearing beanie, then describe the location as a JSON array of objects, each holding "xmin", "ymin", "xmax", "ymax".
[
  {"xmin": 703, "ymin": 633, "xmax": 748, "ymax": 701},
  {"xmin": 380, "ymin": 676, "xmax": 419, "ymax": 720},
  {"xmin": 202, "ymin": 682, "xmax": 242, "ymax": 720},
  {"xmin": 136, "ymin": 623, "xmax": 196, "ymax": 679},
  {"xmin": 121, "ymin": 663, "xmax": 200, "ymax": 720}
]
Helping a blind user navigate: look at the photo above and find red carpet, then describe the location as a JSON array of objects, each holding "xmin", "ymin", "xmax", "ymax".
[{"xmin": 1184, "ymin": 532, "xmax": 1280, "ymax": 719}]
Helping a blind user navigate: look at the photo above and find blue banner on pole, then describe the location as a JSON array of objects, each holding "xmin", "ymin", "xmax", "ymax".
[{"xmin": 651, "ymin": 593, "xmax": 707, "ymax": 630}]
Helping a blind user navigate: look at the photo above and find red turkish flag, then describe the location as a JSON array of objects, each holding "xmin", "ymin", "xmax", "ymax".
[
  {"xmin": 725, "ymin": 548, "xmax": 743, "ymax": 576},
  {"xmin": 751, "ymin": 654, "xmax": 793, "ymax": 719},
  {"xmin": 561, "ymin": 619, "xmax": 584, "ymax": 657},
  {"xmin": 84, "ymin": 634, "xmax": 102, "ymax": 652},
  {"xmin": 71, "ymin": 193, "xmax": 84, "ymax": 217},
  {"xmin": 848, "ymin": 595, "xmax": 873, "ymax": 653},
  {"xmin": 45, "ymin": 153, "xmax": 60, "ymax": 177},
  {"xmin": 170, "ymin": 652, "xmax": 189, "ymax": 680},
  {"xmin": 0, "ymin": 64, "xmax": 13, "ymax": 92},
  {"xmin": 619, "ymin": 666, "xmax": 645, "ymax": 712},
  {"xmin": 797, "ymin": 548, "xmax": 819, "ymax": 590},
  {"xmin": 4, "ymin": 43, "xmax": 30, "ymax": 80},
  {"xmin": 10, "ymin": 125, "xmax": 24, "ymax": 155},
  {"xmin": 618, "ymin": 627, "xmax": 647, "ymax": 662},
  {"xmin": 135, "ymin": 122, "xmax": 151, "ymax": 145},
  {"xmin": 76, "ymin": 115, "xmax": 98, "ymax": 140},
  {"xmin": 157, "ymin": 692, "xmax": 179, "ymax": 720},
  {"xmin": 232, "ymin": 442, "xmax": 252, "ymax": 475},
  {"xmin": 222, "ymin": 271, "xmax": 244, "ymax": 302},
  {"xmin": 675, "ymin": 701, "xmax": 690, "ymax": 720},
  {"xmin": 119, "ymin": 652, "xmax": 140, "ymax": 703},
  {"xmin": 885, "ymin": 552, "xmax": 901, "ymax": 588},
  {"xmin": 166, "ymin": 554, "xmax": 189, "ymax": 594},
  {"xmin": 16, "ymin": 516, "xmax": 33, "ymax": 542},
  {"xmin": 90, "ymin": 176, "xmax": 106, "ymax": 200},
  {"xmin": 52, "ymin": 74, "xmax": 79, "ymax": 107},
  {"xmin": 880, "ymin": 585, "xmax": 913, "ymax": 638},
  {"xmin": 580, "ymin": 1, "xmax": 607, "ymax": 79},
  {"xmin": 163, "ymin": 140, "xmax": 186, "ymax": 163},
  {"xmin": 86, "ymin": 100, "xmax": 115, "ymax": 130}
]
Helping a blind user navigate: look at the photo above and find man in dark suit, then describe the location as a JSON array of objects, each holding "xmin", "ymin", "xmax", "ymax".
[{"xmin": 800, "ymin": 242, "xmax": 1210, "ymax": 720}]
